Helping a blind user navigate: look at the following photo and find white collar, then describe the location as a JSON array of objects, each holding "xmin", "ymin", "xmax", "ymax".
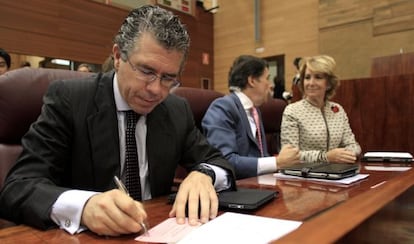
[{"xmin": 113, "ymin": 73, "xmax": 131, "ymax": 112}]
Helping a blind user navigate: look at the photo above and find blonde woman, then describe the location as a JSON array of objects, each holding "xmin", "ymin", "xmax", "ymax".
[{"xmin": 281, "ymin": 55, "xmax": 361, "ymax": 163}]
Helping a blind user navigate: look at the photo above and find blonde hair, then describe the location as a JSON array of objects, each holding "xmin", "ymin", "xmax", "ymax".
[{"xmin": 298, "ymin": 55, "xmax": 339, "ymax": 100}]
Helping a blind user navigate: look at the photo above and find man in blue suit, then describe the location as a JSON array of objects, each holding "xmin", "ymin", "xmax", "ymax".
[{"xmin": 202, "ymin": 55, "xmax": 300, "ymax": 179}]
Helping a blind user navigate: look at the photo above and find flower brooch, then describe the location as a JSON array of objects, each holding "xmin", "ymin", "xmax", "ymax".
[{"xmin": 331, "ymin": 105, "xmax": 339, "ymax": 113}]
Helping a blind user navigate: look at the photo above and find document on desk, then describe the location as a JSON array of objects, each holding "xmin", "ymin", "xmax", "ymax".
[
  {"xmin": 178, "ymin": 212, "xmax": 301, "ymax": 244},
  {"xmin": 135, "ymin": 217, "xmax": 201, "ymax": 243},
  {"xmin": 135, "ymin": 212, "xmax": 301, "ymax": 244},
  {"xmin": 273, "ymin": 172, "xmax": 369, "ymax": 185}
]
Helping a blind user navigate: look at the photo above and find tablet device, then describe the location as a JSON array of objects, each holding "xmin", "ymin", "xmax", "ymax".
[
  {"xmin": 218, "ymin": 188, "xmax": 277, "ymax": 210},
  {"xmin": 168, "ymin": 188, "xmax": 277, "ymax": 211},
  {"xmin": 280, "ymin": 162, "xmax": 359, "ymax": 180}
]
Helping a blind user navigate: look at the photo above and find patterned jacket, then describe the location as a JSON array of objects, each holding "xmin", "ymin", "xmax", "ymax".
[{"xmin": 281, "ymin": 99, "xmax": 361, "ymax": 163}]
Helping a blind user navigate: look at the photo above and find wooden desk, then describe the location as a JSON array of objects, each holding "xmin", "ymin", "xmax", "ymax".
[
  {"xmin": 0, "ymin": 163, "xmax": 412, "ymax": 243},
  {"xmin": 274, "ymin": 164, "xmax": 414, "ymax": 243}
]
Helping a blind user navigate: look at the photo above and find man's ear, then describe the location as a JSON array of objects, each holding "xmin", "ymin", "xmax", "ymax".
[
  {"xmin": 112, "ymin": 44, "xmax": 122, "ymax": 70},
  {"xmin": 247, "ymin": 76, "xmax": 256, "ymax": 88}
]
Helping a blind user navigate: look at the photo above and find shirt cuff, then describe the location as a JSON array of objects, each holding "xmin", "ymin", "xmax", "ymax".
[
  {"xmin": 258, "ymin": 156, "xmax": 277, "ymax": 175},
  {"xmin": 207, "ymin": 164, "xmax": 231, "ymax": 192},
  {"xmin": 50, "ymin": 190, "xmax": 99, "ymax": 234}
]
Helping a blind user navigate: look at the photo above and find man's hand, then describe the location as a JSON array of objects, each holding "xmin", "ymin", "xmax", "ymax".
[
  {"xmin": 169, "ymin": 171, "xmax": 218, "ymax": 226},
  {"xmin": 81, "ymin": 189, "xmax": 147, "ymax": 236},
  {"xmin": 276, "ymin": 144, "xmax": 300, "ymax": 169},
  {"xmin": 327, "ymin": 148, "xmax": 357, "ymax": 163}
]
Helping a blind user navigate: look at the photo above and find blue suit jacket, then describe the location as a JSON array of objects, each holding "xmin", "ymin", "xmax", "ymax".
[{"xmin": 202, "ymin": 92, "xmax": 268, "ymax": 179}]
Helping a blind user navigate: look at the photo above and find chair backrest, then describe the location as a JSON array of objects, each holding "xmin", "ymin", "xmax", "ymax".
[
  {"xmin": 172, "ymin": 87, "xmax": 224, "ymax": 131},
  {"xmin": 171, "ymin": 87, "xmax": 224, "ymax": 180},
  {"xmin": 0, "ymin": 67, "xmax": 92, "ymax": 188},
  {"xmin": 259, "ymin": 98, "xmax": 287, "ymax": 155}
]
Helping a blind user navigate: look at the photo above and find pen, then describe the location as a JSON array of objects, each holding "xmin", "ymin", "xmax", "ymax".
[
  {"xmin": 370, "ymin": 180, "xmax": 386, "ymax": 189},
  {"xmin": 113, "ymin": 176, "xmax": 149, "ymax": 235}
]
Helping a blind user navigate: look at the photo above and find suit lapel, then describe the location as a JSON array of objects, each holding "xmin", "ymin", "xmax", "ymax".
[
  {"xmin": 230, "ymin": 93, "xmax": 257, "ymax": 144},
  {"xmin": 146, "ymin": 101, "xmax": 176, "ymax": 192},
  {"xmin": 88, "ymin": 73, "xmax": 121, "ymax": 188},
  {"xmin": 146, "ymin": 103, "xmax": 174, "ymax": 159}
]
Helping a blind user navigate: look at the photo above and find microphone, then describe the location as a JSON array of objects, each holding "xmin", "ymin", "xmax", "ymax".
[{"xmin": 282, "ymin": 91, "xmax": 292, "ymax": 100}]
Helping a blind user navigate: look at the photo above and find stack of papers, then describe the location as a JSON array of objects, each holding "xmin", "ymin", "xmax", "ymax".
[
  {"xmin": 274, "ymin": 172, "xmax": 369, "ymax": 185},
  {"xmin": 363, "ymin": 152, "xmax": 413, "ymax": 162},
  {"xmin": 364, "ymin": 165, "xmax": 411, "ymax": 172},
  {"xmin": 136, "ymin": 212, "xmax": 302, "ymax": 244}
]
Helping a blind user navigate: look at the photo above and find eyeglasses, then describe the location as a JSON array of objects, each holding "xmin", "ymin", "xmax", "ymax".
[{"xmin": 126, "ymin": 58, "xmax": 180, "ymax": 89}]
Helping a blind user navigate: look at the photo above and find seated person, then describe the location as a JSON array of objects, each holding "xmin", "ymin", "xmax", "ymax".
[
  {"xmin": 0, "ymin": 48, "xmax": 11, "ymax": 75},
  {"xmin": 281, "ymin": 55, "xmax": 361, "ymax": 163},
  {"xmin": 273, "ymin": 76, "xmax": 285, "ymax": 100},
  {"xmin": 202, "ymin": 55, "xmax": 300, "ymax": 179},
  {"xmin": 0, "ymin": 5, "xmax": 235, "ymax": 237},
  {"xmin": 77, "ymin": 63, "xmax": 93, "ymax": 72}
]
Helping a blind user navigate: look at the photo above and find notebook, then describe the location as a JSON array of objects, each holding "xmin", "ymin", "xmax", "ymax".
[
  {"xmin": 280, "ymin": 162, "xmax": 360, "ymax": 180},
  {"xmin": 362, "ymin": 152, "xmax": 413, "ymax": 162},
  {"xmin": 168, "ymin": 188, "xmax": 277, "ymax": 211}
]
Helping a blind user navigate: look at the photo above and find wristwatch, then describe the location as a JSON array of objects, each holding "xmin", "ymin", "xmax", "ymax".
[{"xmin": 193, "ymin": 164, "xmax": 216, "ymax": 184}]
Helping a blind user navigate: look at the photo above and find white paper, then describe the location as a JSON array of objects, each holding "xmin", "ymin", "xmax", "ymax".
[
  {"xmin": 257, "ymin": 174, "xmax": 277, "ymax": 185},
  {"xmin": 364, "ymin": 152, "xmax": 413, "ymax": 159},
  {"xmin": 273, "ymin": 172, "xmax": 369, "ymax": 185},
  {"xmin": 364, "ymin": 165, "xmax": 411, "ymax": 172},
  {"xmin": 135, "ymin": 218, "xmax": 201, "ymax": 243},
  {"xmin": 177, "ymin": 212, "xmax": 302, "ymax": 244}
]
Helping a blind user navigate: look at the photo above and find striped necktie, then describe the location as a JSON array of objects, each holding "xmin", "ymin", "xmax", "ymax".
[{"xmin": 251, "ymin": 107, "xmax": 264, "ymax": 157}]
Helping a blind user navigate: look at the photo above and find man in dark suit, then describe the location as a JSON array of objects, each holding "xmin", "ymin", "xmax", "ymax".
[
  {"xmin": 0, "ymin": 5, "xmax": 234, "ymax": 236},
  {"xmin": 202, "ymin": 55, "xmax": 300, "ymax": 179}
]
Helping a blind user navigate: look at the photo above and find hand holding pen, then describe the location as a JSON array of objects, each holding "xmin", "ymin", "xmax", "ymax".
[
  {"xmin": 113, "ymin": 176, "xmax": 149, "ymax": 236},
  {"xmin": 80, "ymin": 177, "xmax": 149, "ymax": 236}
]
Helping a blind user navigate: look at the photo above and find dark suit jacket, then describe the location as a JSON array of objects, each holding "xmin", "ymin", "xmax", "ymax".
[
  {"xmin": 0, "ymin": 72, "xmax": 235, "ymax": 229},
  {"xmin": 202, "ymin": 92, "xmax": 269, "ymax": 179}
]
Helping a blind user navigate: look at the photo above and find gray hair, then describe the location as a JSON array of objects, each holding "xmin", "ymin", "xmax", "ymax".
[{"xmin": 113, "ymin": 5, "xmax": 190, "ymax": 72}]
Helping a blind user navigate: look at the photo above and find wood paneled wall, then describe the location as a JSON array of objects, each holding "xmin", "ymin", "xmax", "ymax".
[
  {"xmin": 332, "ymin": 75, "xmax": 414, "ymax": 154},
  {"xmin": 0, "ymin": 0, "xmax": 213, "ymax": 88},
  {"xmin": 214, "ymin": 0, "xmax": 414, "ymax": 94},
  {"xmin": 178, "ymin": 3, "xmax": 214, "ymax": 88},
  {"xmin": 0, "ymin": 0, "xmax": 127, "ymax": 65},
  {"xmin": 213, "ymin": 1, "xmax": 319, "ymax": 94},
  {"xmin": 319, "ymin": 0, "xmax": 414, "ymax": 80},
  {"xmin": 3, "ymin": 0, "xmax": 413, "ymax": 91},
  {"xmin": 373, "ymin": 1, "xmax": 414, "ymax": 36}
]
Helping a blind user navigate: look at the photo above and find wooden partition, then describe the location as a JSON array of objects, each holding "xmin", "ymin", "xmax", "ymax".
[
  {"xmin": 332, "ymin": 74, "xmax": 414, "ymax": 154},
  {"xmin": 371, "ymin": 52, "xmax": 414, "ymax": 77}
]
